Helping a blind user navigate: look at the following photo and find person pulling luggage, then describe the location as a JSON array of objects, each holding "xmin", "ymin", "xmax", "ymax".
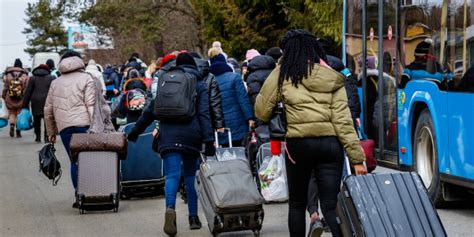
[
  {"xmin": 127, "ymin": 52, "xmax": 215, "ymax": 236},
  {"xmin": 255, "ymin": 29, "xmax": 367, "ymax": 237}
]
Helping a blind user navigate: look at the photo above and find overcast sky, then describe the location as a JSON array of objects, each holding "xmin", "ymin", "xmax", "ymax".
[{"xmin": 0, "ymin": 0, "xmax": 36, "ymax": 70}]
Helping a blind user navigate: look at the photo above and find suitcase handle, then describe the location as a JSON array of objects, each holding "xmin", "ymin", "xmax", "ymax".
[
  {"xmin": 344, "ymin": 154, "xmax": 367, "ymax": 177},
  {"xmin": 214, "ymin": 128, "xmax": 232, "ymax": 148}
]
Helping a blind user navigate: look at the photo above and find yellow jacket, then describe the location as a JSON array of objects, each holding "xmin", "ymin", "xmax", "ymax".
[{"xmin": 255, "ymin": 64, "xmax": 365, "ymax": 165}]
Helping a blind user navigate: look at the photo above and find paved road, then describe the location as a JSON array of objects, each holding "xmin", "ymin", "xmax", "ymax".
[{"xmin": 0, "ymin": 118, "xmax": 473, "ymax": 236}]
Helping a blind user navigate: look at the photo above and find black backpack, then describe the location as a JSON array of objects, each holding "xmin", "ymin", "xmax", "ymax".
[
  {"xmin": 153, "ymin": 68, "xmax": 197, "ymax": 121},
  {"xmin": 38, "ymin": 144, "xmax": 62, "ymax": 186},
  {"xmin": 104, "ymin": 74, "xmax": 115, "ymax": 86}
]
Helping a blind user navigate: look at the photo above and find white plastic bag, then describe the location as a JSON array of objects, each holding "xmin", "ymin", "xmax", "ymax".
[
  {"xmin": 258, "ymin": 154, "xmax": 289, "ymax": 202},
  {"xmin": 0, "ymin": 99, "xmax": 8, "ymax": 119}
]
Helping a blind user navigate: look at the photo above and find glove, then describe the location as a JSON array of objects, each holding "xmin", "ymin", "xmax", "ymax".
[
  {"xmin": 127, "ymin": 130, "xmax": 140, "ymax": 142},
  {"xmin": 203, "ymin": 142, "xmax": 216, "ymax": 157}
]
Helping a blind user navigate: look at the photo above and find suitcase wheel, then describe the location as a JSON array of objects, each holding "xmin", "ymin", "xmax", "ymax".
[
  {"xmin": 253, "ymin": 229, "xmax": 260, "ymax": 236},
  {"xmin": 77, "ymin": 195, "xmax": 85, "ymax": 214},
  {"xmin": 112, "ymin": 194, "xmax": 119, "ymax": 212}
]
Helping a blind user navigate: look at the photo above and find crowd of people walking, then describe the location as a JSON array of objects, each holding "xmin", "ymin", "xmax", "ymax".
[{"xmin": 2, "ymin": 29, "xmax": 367, "ymax": 237}]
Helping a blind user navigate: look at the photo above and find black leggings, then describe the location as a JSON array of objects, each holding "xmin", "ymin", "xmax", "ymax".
[{"xmin": 285, "ymin": 136, "xmax": 344, "ymax": 237}]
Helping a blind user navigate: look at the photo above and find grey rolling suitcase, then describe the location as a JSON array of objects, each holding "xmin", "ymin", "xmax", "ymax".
[
  {"xmin": 336, "ymin": 172, "xmax": 446, "ymax": 237},
  {"xmin": 196, "ymin": 154, "xmax": 264, "ymax": 236},
  {"xmin": 76, "ymin": 151, "xmax": 120, "ymax": 214}
]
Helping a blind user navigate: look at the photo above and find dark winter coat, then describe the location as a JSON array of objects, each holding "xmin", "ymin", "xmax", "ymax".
[
  {"xmin": 131, "ymin": 65, "xmax": 214, "ymax": 156},
  {"xmin": 195, "ymin": 58, "xmax": 225, "ymax": 129},
  {"xmin": 215, "ymin": 71, "xmax": 254, "ymax": 144},
  {"xmin": 326, "ymin": 55, "xmax": 361, "ymax": 120},
  {"xmin": 102, "ymin": 67, "xmax": 120, "ymax": 91},
  {"xmin": 153, "ymin": 59, "xmax": 176, "ymax": 81},
  {"xmin": 246, "ymin": 55, "xmax": 276, "ymax": 107},
  {"xmin": 22, "ymin": 67, "xmax": 55, "ymax": 116}
]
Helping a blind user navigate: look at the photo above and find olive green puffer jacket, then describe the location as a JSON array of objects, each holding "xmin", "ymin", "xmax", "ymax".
[{"xmin": 255, "ymin": 64, "xmax": 365, "ymax": 165}]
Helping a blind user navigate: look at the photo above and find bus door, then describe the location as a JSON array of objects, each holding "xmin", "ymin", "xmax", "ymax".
[
  {"xmin": 362, "ymin": 0, "xmax": 399, "ymax": 165},
  {"xmin": 446, "ymin": 0, "xmax": 474, "ymax": 181}
]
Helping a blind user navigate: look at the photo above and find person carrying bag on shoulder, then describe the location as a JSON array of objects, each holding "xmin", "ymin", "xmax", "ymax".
[{"xmin": 255, "ymin": 29, "xmax": 367, "ymax": 237}]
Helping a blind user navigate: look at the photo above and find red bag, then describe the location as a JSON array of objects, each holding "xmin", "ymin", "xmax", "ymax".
[
  {"xmin": 357, "ymin": 127, "xmax": 377, "ymax": 173},
  {"xmin": 360, "ymin": 139, "xmax": 377, "ymax": 173}
]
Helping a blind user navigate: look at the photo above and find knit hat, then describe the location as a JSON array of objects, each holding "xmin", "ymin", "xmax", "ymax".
[
  {"xmin": 88, "ymin": 59, "xmax": 96, "ymax": 66},
  {"xmin": 414, "ymin": 40, "xmax": 432, "ymax": 57},
  {"xmin": 161, "ymin": 53, "xmax": 177, "ymax": 68},
  {"xmin": 38, "ymin": 64, "xmax": 50, "ymax": 71},
  {"xmin": 265, "ymin": 47, "xmax": 283, "ymax": 61},
  {"xmin": 210, "ymin": 54, "xmax": 227, "ymax": 65},
  {"xmin": 245, "ymin": 49, "xmax": 260, "ymax": 62},
  {"xmin": 176, "ymin": 52, "xmax": 197, "ymax": 67},
  {"xmin": 212, "ymin": 41, "xmax": 222, "ymax": 48},
  {"xmin": 14, "ymin": 58, "xmax": 23, "ymax": 68},
  {"xmin": 46, "ymin": 59, "xmax": 55, "ymax": 69}
]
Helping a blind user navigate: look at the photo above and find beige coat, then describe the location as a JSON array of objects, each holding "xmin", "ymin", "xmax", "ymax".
[
  {"xmin": 44, "ymin": 56, "xmax": 96, "ymax": 135},
  {"xmin": 255, "ymin": 64, "xmax": 365, "ymax": 165}
]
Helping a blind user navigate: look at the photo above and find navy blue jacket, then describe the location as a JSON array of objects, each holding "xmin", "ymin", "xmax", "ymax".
[
  {"xmin": 103, "ymin": 68, "xmax": 120, "ymax": 91},
  {"xmin": 131, "ymin": 66, "xmax": 214, "ymax": 156},
  {"xmin": 215, "ymin": 71, "xmax": 254, "ymax": 144}
]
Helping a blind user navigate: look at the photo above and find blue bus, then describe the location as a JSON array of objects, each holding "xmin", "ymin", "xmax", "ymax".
[{"xmin": 344, "ymin": 0, "xmax": 474, "ymax": 206}]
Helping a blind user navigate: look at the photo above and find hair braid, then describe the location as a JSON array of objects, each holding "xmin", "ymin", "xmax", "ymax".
[{"xmin": 278, "ymin": 29, "xmax": 327, "ymax": 89}]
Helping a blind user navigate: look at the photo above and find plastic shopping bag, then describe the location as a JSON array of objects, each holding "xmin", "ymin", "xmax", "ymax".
[
  {"xmin": 258, "ymin": 154, "xmax": 288, "ymax": 202},
  {"xmin": 0, "ymin": 98, "xmax": 8, "ymax": 119},
  {"xmin": 17, "ymin": 108, "xmax": 33, "ymax": 131}
]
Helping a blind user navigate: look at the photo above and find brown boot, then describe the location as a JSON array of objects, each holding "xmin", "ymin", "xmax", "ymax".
[
  {"xmin": 9, "ymin": 124, "xmax": 14, "ymax": 138},
  {"xmin": 16, "ymin": 130, "xmax": 21, "ymax": 138}
]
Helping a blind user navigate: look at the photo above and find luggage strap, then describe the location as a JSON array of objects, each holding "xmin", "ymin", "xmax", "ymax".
[{"xmin": 283, "ymin": 142, "xmax": 296, "ymax": 164}]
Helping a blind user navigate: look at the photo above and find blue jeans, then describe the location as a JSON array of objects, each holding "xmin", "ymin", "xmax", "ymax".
[
  {"xmin": 163, "ymin": 151, "xmax": 199, "ymax": 216},
  {"xmin": 59, "ymin": 126, "xmax": 89, "ymax": 190}
]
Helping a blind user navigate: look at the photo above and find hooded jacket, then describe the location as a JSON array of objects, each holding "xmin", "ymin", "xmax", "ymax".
[
  {"xmin": 131, "ymin": 65, "xmax": 214, "ymax": 155},
  {"xmin": 22, "ymin": 66, "xmax": 55, "ymax": 116},
  {"xmin": 44, "ymin": 56, "xmax": 96, "ymax": 135},
  {"xmin": 2, "ymin": 67, "xmax": 29, "ymax": 110},
  {"xmin": 255, "ymin": 64, "xmax": 365, "ymax": 165},
  {"xmin": 246, "ymin": 55, "xmax": 276, "ymax": 107},
  {"xmin": 195, "ymin": 58, "xmax": 225, "ymax": 129},
  {"xmin": 102, "ymin": 67, "xmax": 120, "ymax": 91},
  {"xmin": 86, "ymin": 60, "xmax": 106, "ymax": 95}
]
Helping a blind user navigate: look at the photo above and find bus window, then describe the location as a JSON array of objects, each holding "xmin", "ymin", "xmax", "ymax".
[
  {"xmin": 447, "ymin": 0, "xmax": 474, "ymax": 92},
  {"xmin": 401, "ymin": 3, "xmax": 445, "ymax": 85}
]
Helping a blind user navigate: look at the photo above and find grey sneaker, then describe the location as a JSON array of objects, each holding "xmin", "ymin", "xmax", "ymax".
[
  {"xmin": 308, "ymin": 219, "xmax": 324, "ymax": 237},
  {"xmin": 163, "ymin": 208, "xmax": 177, "ymax": 236}
]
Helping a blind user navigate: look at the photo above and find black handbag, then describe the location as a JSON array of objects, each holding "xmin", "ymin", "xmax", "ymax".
[
  {"xmin": 38, "ymin": 144, "xmax": 62, "ymax": 186},
  {"xmin": 269, "ymin": 90, "xmax": 287, "ymax": 141}
]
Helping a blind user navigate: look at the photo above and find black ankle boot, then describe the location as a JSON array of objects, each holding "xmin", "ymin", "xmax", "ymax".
[{"xmin": 16, "ymin": 130, "xmax": 22, "ymax": 138}]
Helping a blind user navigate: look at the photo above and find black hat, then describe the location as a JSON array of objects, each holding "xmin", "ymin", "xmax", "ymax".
[
  {"xmin": 265, "ymin": 47, "xmax": 283, "ymax": 61},
  {"xmin": 46, "ymin": 59, "xmax": 55, "ymax": 69},
  {"xmin": 14, "ymin": 58, "xmax": 23, "ymax": 68},
  {"xmin": 414, "ymin": 40, "xmax": 432, "ymax": 56},
  {"xmin": 176, "ymin": 52, "xmax": 197, "ymax": 67}
]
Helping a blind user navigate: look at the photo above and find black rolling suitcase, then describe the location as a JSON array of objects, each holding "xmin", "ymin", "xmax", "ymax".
[{"xmin": 336, "ymin": 172, "xmax": 446, "ymax": 237}]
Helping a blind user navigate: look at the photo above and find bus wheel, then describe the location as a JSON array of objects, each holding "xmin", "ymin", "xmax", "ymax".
[{"xmin": 413, "ymin": 109, "xmax": 445, "ymax": 207}]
